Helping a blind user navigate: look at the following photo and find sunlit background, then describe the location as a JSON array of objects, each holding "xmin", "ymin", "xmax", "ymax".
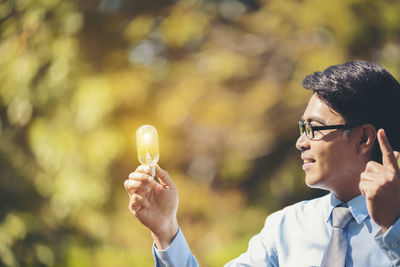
[{"xmin": 1, "ymin": 0, "xmax": 400, "ymax": 266}]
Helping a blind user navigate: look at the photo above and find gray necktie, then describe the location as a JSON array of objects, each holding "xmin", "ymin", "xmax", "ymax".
[{"xmin": 320, "ymin": 206, "xmax": 353, "ymax": 267}]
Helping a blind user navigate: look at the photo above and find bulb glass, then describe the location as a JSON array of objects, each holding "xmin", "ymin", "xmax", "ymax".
[{"xmin": 136, "ymin": 125, "xmax": 159, "ymax": 168}]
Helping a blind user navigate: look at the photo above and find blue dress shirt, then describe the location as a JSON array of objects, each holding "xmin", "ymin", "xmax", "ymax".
[{"xmin": 153, "ymin": 193, "xmax": 400, "ymax": 266}]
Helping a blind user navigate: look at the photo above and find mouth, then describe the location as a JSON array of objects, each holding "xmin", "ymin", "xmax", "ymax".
[{"xmin": 301, "ymin": 157, "xmax": 316, "ymax": 171}]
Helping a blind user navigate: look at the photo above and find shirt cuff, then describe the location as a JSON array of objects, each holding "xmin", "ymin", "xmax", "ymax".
[
  {"xmin": 152, "ymin": 227, "xmax": 194, "ymax": 267},
  {"xmin": 375, "ymin": 217, "xmax": 400, "ymax": 263}
]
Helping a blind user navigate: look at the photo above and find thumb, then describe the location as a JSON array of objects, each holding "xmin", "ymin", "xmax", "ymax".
[{"xmin": 155, "ymin": 165, "xmax": 176, "ymax": 189}]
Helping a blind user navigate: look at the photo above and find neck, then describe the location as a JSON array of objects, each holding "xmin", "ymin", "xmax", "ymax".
[
  {"xmin": 331, "ymin": 161, "xmax": 367, "ymax": 202},
  {"xmin": 331, "ymin": 188, "xmax": 361, "ymax": 203}
]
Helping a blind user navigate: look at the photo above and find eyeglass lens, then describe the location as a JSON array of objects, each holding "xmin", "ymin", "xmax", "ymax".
[{"xmin": 298, "ymin": 121, "xmax": 313, "ymax": 139}]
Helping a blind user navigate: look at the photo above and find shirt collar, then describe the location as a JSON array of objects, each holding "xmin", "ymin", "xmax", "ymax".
[{"xmin": 326, "ymin": 193, "xmax": 369, "ymax": 224}]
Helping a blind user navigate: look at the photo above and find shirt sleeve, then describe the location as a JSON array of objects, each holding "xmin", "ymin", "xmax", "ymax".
[
  {"xmin": 152, "ymin": 228, "xmax": 199, "ymax": 267},
  {"xmin": 152, "ymin": 212, "xmax": 281, "ymax": 267},
  {"xmin": 375, "ymin": 217, "xmax": 400, "ymax": 267},
  {"xmin": 224, "ymin": 213, "xmax": 280, "ymax": 267}
]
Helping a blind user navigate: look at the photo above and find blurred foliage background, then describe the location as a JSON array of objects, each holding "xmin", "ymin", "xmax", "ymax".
[{"xmin": 1, "ymin": 0, "xmax": 400, "ymax": 266}]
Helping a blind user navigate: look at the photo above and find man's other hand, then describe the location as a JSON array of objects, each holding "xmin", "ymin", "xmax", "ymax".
[{"xmin": 360, "ymin": 129, "xmax": 400, "ymax": 232}]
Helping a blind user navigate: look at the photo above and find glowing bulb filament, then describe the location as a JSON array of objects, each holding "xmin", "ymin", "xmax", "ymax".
[{"xmin": 136, "ymin": 125, "xmax": 159, "ymax": 176}]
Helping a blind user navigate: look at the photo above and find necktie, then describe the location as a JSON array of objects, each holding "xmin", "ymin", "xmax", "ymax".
[{"xmin": 320, "ymin": 206, "xmax": 353, "ymax": 267}]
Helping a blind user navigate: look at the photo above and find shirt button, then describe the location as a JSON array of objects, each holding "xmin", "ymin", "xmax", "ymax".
[{"xmin": 391, "ymin": 242, "xmax": 399, "ymax": 249}]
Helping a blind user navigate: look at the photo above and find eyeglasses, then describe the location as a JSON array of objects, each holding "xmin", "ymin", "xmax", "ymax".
[{"xmin": 298, "ymin": 121, "xmax": 360, "ymax": 140}]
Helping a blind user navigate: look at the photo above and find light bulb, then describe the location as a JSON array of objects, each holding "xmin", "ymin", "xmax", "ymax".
[{"xmin": 136, "ymin": 125, "xmax": 159, "ymax": 177}]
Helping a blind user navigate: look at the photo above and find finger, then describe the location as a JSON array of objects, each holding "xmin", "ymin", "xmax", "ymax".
[
  {"xmin": 360, "ymin": 170, "xmax": 373, "ymax": 182},
  {"xmin": 135, "ymin": 164, "xmax": 152, "ymax": 175},
  {"xmin": 128, "ymin": 172, "xmax": 151, "ymax": 182},
  {"xmin": 364, "ymin": 161, "xmax": 390, "ymax": 179},
  {"xmin": 360, "ymin": 169, "xmax": 382, "ymax": 185},
  {"xmin": 359, "ymin": 179, "xmax": 368, "ymax": 197},
  {"xmin": 361, "ymin": 168, "xmax": 390, "ymax": 186},
  {"xmin": 359, "ymin": 179, "xmax": 378, "ymax": 199},
  {"xmin": 377, "ymin": 129, "xmax": 399, "ymax": 171},
  {"xmin": 365, "ymin": 161, "xmax": 380, "ymax": 172},
  {"xmin": 124, "ymin": 179, "xmax": 150, "ymax": 197},
  {"xmin": 155, "ymin": 165, "xmax": 176, "ymax": 188},
  {"xmin": 394, "ymin": 151, "xmax": 399, "ymax": 161},
  {"xmin": 129, "ymin": 194, "xmax": 150, "ymax": 214}
]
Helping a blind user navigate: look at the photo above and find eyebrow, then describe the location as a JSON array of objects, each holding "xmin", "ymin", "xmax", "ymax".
[{"xmin": 301, "ymin": 116, "xmax": 327, "ymax": 125}]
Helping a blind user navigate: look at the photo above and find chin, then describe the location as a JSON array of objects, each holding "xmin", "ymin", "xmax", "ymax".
[{"xmin": 304, "ymin": 173, "xmax": 327, "ymax": 189}]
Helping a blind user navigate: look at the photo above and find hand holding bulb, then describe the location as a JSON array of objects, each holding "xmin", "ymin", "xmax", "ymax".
[{"xmin": 124, "ymin": 125, "xmax": 179, "ymax": 250}]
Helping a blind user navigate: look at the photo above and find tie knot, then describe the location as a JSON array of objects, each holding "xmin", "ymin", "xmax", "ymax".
[{"xmin": 332, "ymin": 206, "xmax": 353, "ymax": 228}]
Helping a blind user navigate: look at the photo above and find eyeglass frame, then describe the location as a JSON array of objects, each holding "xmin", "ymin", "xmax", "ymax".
[{"xmin": 298, "ymin": 121, "xmax": 362, "ymax": 140}]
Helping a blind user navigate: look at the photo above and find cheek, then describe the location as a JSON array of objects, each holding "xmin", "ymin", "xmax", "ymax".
[
  {"xmin": 314, "ymin": 146, "xmax": 343, "ymax": 173},
  {"xmin": 320, "ymin": 144, "xmax": 357, "ymax": 171}
]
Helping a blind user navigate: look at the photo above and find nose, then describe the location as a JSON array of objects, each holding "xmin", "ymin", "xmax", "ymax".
[{"xmin": 296, "ymin": 132, "xmax": 310, "ymax": 151}]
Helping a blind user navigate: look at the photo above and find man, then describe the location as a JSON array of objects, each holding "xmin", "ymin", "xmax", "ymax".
[{"xmin": 124, "ymin": 61, "xmax": 400, "ymax": 266}]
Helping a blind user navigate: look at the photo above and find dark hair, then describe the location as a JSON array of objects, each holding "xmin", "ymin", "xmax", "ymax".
[{"xmin": 302, "ymin": 60, "xmax": 400, "ymax": 163}]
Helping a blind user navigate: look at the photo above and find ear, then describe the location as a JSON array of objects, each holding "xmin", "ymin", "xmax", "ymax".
[{"xmin": 357, "ymin": 124, "xmax": 376, "ymax": 154}]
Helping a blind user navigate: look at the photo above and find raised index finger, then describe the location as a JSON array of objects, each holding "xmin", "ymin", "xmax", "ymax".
[{"xmin": 378, "ymin": 129, "xmax": 399, "ymax": 171}]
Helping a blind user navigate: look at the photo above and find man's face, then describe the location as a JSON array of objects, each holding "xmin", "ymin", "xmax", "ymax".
[{"xmin": 296, "ymin": 94, "xmax": 363, "ymax": 197}]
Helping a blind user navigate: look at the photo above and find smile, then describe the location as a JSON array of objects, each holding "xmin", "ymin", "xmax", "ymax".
[{"xmin": 301, "ymin": 157, "xmax": 316, "ymax": 171}]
